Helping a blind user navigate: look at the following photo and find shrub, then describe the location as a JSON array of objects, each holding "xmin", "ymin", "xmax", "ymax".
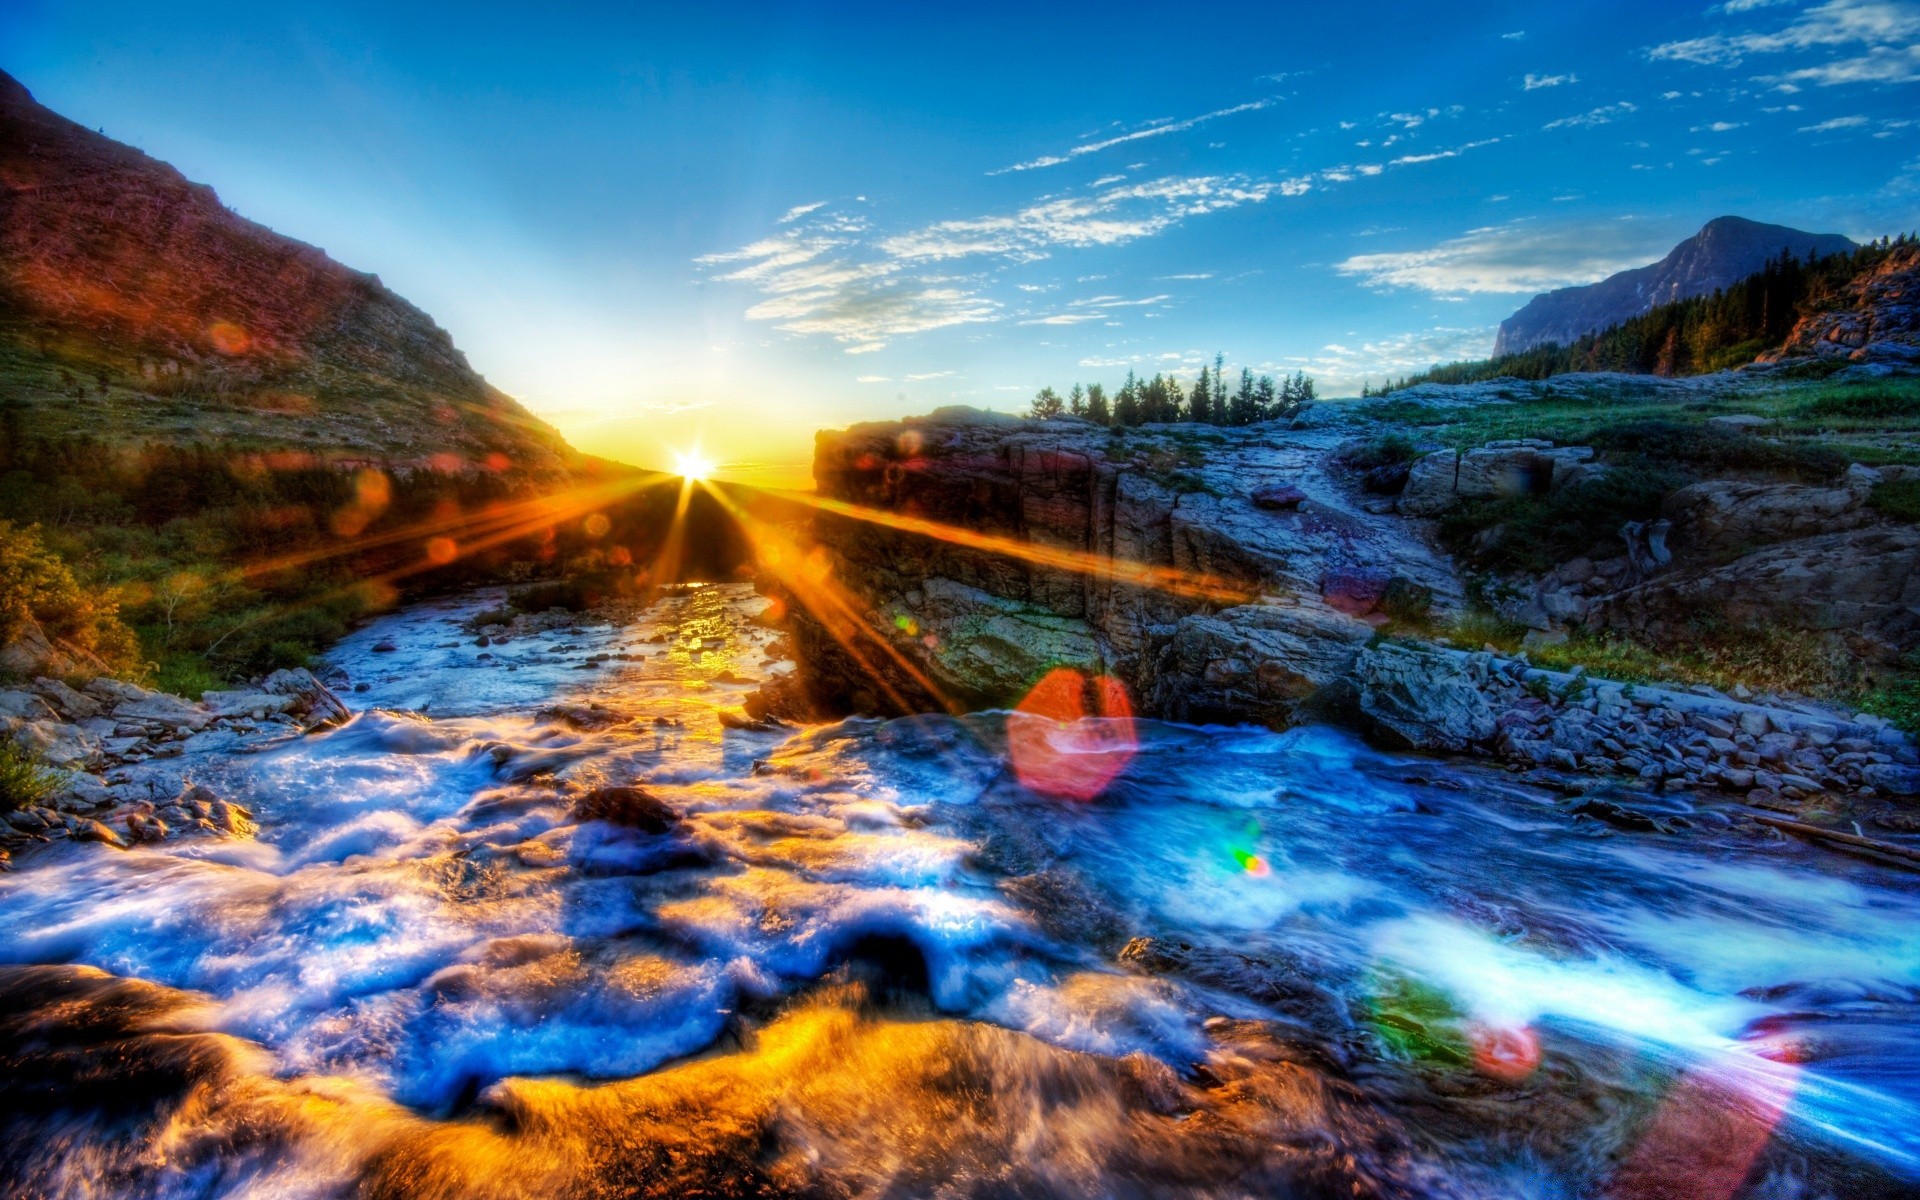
[
  {"xmin": 0, "ymin": 740, "xmax": 60, "ymax": 814},
  {"xmin": 1869, "ymin": 479, "xmax": 1920, "ymax": 524},
  {"xmin": 1861, "ymin": 653, "xmax": 1920, "ymax": 735},
  {"xmin": 0, "ymin": 521, "xmax": 141, "ymax": 676},
  {"xmin": 1343, "ymin": 433, "xmax": 1423, "ymax": 470},
  {"xmin": 1440, "ymin": 463, "xmax": 1684, "ymax": 574},
  {"xmin": 509, "ymin": 579, "xmax": 590, "ymax": 614}
]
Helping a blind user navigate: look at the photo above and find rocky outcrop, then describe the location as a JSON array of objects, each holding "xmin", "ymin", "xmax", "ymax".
[
  {"xmin": 1661, "ymin": 477, "xmax": 1874, "ymax": 561},
  {"xmin": 1494, "ymin": 217, "xmax": 1855, "ymax": 356},
  {"xmin": 0, "ymin": 69, "xmax": 572, "ymax": 474},
  {"xmin": 1591, "ymin": 525, "xmax": 1920, "ymax": 663},
  {"xmin": 790, "ymin": 409, "xmax": 1454, "ymax": 724},
  {"xmin": 1351, "ymin": 644, "xmax": 1496, "ymax": 752},
  {"xmin": 1764, "ymin": 242, "xmax": 1920, "ymax": 367},
  {"xmin": 1398, "ymin": 440, "xmax": 1597, "ymax": 517}
]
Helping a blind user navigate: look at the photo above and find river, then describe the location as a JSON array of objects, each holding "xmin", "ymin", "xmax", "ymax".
[{"xmin": 3, "ymin": 583, "xmax": 1918, "ymax": 1198}]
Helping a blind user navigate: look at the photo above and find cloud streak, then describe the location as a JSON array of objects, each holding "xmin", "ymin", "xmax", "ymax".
[
  {"xmin": 1649, "ymin": 0, "xmax": 1920, "ymax": 86},
  {"xmin": 1336, "ymin": 219, "xmax": 1675, "ymax": 296},
  {"xmin": 991, "ymin": 99, "xmax": 1275, "ymax": 174}
]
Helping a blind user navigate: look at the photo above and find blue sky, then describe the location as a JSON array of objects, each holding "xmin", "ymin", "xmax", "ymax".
[{"xmin": 4, "ymin": 1, "xmax": 1919, "ymax": 481}]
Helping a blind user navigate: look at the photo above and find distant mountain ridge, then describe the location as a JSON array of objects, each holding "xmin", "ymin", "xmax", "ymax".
[
  {"xmin": 1493, "ymin": 216, "xmax": 1857, "ymax": 356},
  {"xmin": 0, "ymin": 68, "xmax": 573, "ymax": 477}
]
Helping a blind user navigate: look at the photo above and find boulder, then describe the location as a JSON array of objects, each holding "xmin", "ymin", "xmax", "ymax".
[
  {"xmin": 572, "ymin": 785, "xmax": 679, "ymax": 832},
  {"xmin": 1662, "ymin": 479, "xmax": 1871, "ymax": 560},
  {"xmin": 1143, "ymin": 603, "xmax": 1374, "ymax": 727},
  {"xmin": 1400, "ymin": 444, "xmax": 1595, "ymax": 517},
  {"xmin": 1251, "ymin": 484, "xmax": 1307, "ymax": 511},
  {"xmin": 1352, "ymin": 645, "xmax": 1497, "ymax": 752},
  {"xmin": 0, "ymin": 616, "xmax": 108, "ymax": 680},
  {"xmin": 0, "ymin": 689, "xmax": 57, "ymax": 721},
  {"xmin": 112, "ymin": 694, "xmax": 210, "ymax": 730},
  {"xmin": 32, "ymin": 678, "xmax": 102, "ymax": 719}
]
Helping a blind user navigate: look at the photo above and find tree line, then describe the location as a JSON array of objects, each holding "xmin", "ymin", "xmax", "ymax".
[
  {"xmin": 1369, "ymin": 235, "xmax": 1919, "ymax": 394},
  {"xmin": 1030, "ymin": 355, "xmax": 1315, "ymax": 426}
]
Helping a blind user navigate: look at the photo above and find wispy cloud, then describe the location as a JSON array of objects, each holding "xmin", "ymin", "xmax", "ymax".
[
  {"xmin": 1336, "ymin": 218, "xmax": 1674, "ymax": 295},
  {"xmin": 1296, "ymin": 325, "xmax": 1502, "ymax": 392},
  {"xmin": 991, "ymin": 99, "xmax": 1275, "ymax": 174},
  {"xmin": 1544, "ymin": 101, "xmax": 1639, "ymax": 130},
  {"xmin": 1524, "ymin": 72, "xmax": 1577, "ymax": 89},
  {"xmin": 777, "ymin": 201, "xmax": 828, "ymax": 224},
  {"xmin": 1649, "ymin": 0, "xmax": 1920, "ymax": 87},
  {"xmin": 1019, "ymin": 294, "xmax": 1172, "ymax": 325}
]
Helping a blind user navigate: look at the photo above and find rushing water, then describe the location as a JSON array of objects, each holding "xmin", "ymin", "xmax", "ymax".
[{"xmin": 4, "ymin": 583, "xmax": 1920, "ymax": 1199}]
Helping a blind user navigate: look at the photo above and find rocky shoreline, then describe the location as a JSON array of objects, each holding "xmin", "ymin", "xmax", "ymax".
[{"xmin": 0, "ymin": 666, "xmax": 346, "ymax": 863}]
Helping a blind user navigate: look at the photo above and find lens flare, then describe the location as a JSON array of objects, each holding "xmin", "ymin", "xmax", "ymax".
[
  {"xmin": 674, "ymin": 448, "xmax": 716, "ymax": 482},
  {"xmin": 1007, "ymin": 668, "xmax": 1137, "ymax": 800}
]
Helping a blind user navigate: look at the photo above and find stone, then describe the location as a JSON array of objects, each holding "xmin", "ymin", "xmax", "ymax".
[
  {"xmin": 112, "ymin": 694, "xmax": 209, "ymax": 730},
  {"xmin": 1250, "ymin": 484, "xmax": 1307, "ymax": 511},
  {"xmin": 1862, "ymin": 763, "xmax": 1920, "ymax": 796},
  {"xmin": 1704, "ymin": 414, "xmax": 1775, "ymax": 432},
  {"xmin": 1352, "ymin": 645, "xmax": 1497, "ymax": 753},
  {"xmin": 1662, "ymin": 479, "xmax": 1870, "ymax": 560},
  {"xmin": 571, "ymin": 785, "xmax": 679, "ymax": 832},
  {"xmin": 1737, "ymin": 711, "xmax": 1772, "ymax": 738},
  {"xmin": 201, "ymin": 690, "xmax": 298, "ymax": 718},
  {"xmin": 372, "ymin": 640, "xmax": 399, "ymax": 653},
  {"xmin": 32, "ymin": 678, "xmax": 101, "ymax": 719},
  {"xmin": 0, "ymin": 689, "xmax": 57, "ymax": 721},
  {"xmin": 74, "ymin": 819, "xmax": 126, "ymax": 848},
  {"xmin": 259, "ymin": 668, "xmax": 353, "ymax": 727},
  {"xmin": 0, "ymin": 615, "xmax": 108, "ymax": 680},
  {"xmin": 1319, "ymin": 568, "xmax": 1392, "ymax": 617}
]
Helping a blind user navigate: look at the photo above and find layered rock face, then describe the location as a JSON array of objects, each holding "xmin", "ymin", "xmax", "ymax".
[
  {"xmin": 0, "ymin": 69, "xmax": 571, "ymax": 474},
  {"xmin": 792, "ymin": 409, "xmax": 1456, "ymax": 725},
  {"xmin": 1493, "ymin": 217, "xmax": 1855, "ymax": 356}
]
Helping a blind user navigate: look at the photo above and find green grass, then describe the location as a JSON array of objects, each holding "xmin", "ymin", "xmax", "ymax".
[
  {"xmin": 0, "ymin": 741, "xmax": 61, "ymax": 814},
  {"xmin": 1860, "ymin": 654, "xmax": 1920, "ymax": 734}
]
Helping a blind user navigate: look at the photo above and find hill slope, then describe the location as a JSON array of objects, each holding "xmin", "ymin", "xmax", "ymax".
[
  {"xmin": 1493, "ymin": 216, "xmax": 1856, "ymax": 356},
  {"xmin": 0, "ymin": 69, "xmax": 572, "ymax": 476}
]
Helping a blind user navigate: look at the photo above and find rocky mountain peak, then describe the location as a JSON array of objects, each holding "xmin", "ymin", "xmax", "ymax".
[{"xmin": 1492, "ymin": 216, "xmax": 1857, "ymax": 357}]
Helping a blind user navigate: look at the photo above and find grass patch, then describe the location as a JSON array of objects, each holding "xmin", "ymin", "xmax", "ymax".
[
  {"xmin": 1437, "ymin": 464, "xmax": 1683, "ymax": 575},
  {"xmin": 1342, "ymin": 432, "xmax": 1424, "ymax": 470},
  {"xmin": 0, "ymin": 741, "xmax": 61, "ymax": 814},
  {"xmin": 1860, "ymin": 653, "xmax": 1920, "ymax": 735}
]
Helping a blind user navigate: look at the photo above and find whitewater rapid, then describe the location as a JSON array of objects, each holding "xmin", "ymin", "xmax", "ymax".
[{"xmin": 3, "ymin": 583, "xmax": 1920, "ymax": 1199}]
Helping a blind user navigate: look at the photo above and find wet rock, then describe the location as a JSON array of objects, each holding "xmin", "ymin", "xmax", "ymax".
[
  {"xmin": 259, "ymin": 668, "xmax": 352, "ymax": 727},
  {"xmin": 1352, "ymin": 644, "xmax": 1496, "ymax": 753},
  {"xmin": 371, "ymin": 640, "xmax": 399, "ymax": 653},
  {"xmin": 74, "ymin": 819, "xmax": 126, "ymax": 848},
  {"xmin": 571, "ymin": 785, "xmax": 679, "ymax": 832},
  {"xmin": 1863, "ymin": 763, "xmax": 1920, "ymax": 797},
  {"xmin": 201, "ymin": 689, "xmax": 298, "ymax": 719}
]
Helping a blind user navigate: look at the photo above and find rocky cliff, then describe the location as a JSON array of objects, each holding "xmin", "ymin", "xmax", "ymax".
[
  {"xmin": 0, "ymin": 69, "xmax": 571, "ymax": 475},
  {"xmin": 789, "ymin": 408, "xmax": 1457, "ymax": 725},
  {"xmin": 1493, "ymin": 217, "xmax": 1855, "ymax": 356},
  {"xmin": 1764, "ymin": 242, "xmax": 1920, "ymax": 368}
]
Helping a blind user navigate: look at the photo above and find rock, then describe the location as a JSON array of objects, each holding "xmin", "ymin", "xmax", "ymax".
[
  {"xmin": 1145, "ymin": 604, "xmax": 1374, "ymax": 727},
  {"xmin": 1573, "ymin": 797, "xmax": 1667, "ymax": 833},
  {"xmin": 1319, "ymin": 568, "xmax": 1392, "ymax": 617},
  {"xmin": 1590, "ymin": 525, "xmax": 1920, "ymax": 666},
  {"xmin": 12, "ymin": 719, "xmax": 99, "ymax": 766},
  {"xmin": 1250, "ymin": 484, "xmax": 1307, "ymax": 511},
  {"xmin": 1662, "ymin": 479, "xmax": 1871, "ymax": 560},
  {"xmin": 125, "ymin": 813, "xmax": 169, "ymax": 843},
  {"xmin": 0, "ymin": 615, "xmax": 109, "ymax": 680},
  {"xmin": 259, "ymin": 668, "xmax": 353, "ymax": 727},
  {"xmin": 201, "ymin": 690, "xmax": 298, "ymax": 718},
  {"xmin": 0, "ymin": 689, "xmax": 57, "ymax": 720},
  {"xmin": 1520, "ymin": 629, "xmax": 1569, "ymax": 650},
  {"xmin": 1352, "ymin": 645, "xmax": 1496, "ymax": 753},
  {"xmin": 571, "ymin": 785, "xmax": 679, "ymax": 832},
  {"xmin": 1863, "ymin": 763, "xmax": 1920, "ymax": 796},
  {"xmin": 1764, "ymin": 242, "xmax": 1920, "ymax": 367},
  {"xmin": 112, "ymin": 694, "xmax": 209, "ymax": 730},
  {"xmin": 372, "ymin": 640, "xmax": 399, "ymax": 653},
  {"xmin": 1704, "ymin": 414, "xmax": 1775, "ymax": 432},
  {"xmin": 32, "ymin": 678, "xmax": 101, "ymax": 719},
  {"xmin": 74, "ymin": 819, "xmax": 126, "ymax": 848}
]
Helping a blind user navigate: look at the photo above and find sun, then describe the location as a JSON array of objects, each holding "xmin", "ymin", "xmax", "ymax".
[{"xmin": 673, "ymin": 448, "xmax": 716, "ymax": 482}]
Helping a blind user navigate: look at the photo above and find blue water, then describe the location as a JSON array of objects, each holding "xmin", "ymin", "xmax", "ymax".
[{"xmin": 4, "ymin": 583, "xmax": 1919, "ymax": 1198}]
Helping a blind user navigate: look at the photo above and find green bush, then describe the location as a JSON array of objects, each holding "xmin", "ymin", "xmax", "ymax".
[
  {"xmin": 1344, "ymin": 433, "xmax": 1423, "ymax": 470},
  {"xmin": 0, "ymin": 740, "xmax": 60, "ymax": 814},
  {"xmin": 1870, "ymin": 479, "xmax": 1920, "ymax": 523},
  {"xmin": 1861, "ymin": 652, "xmax": 1920, "ymax": 735},
  {"xmin": 0, "ymin": 521, "xmax": 142, "ymax": 677}
]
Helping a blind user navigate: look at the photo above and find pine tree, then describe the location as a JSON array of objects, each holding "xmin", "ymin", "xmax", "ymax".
[
  {"xmin": 1188, "ymin": 366, "xmax": 1213, "ymax": 424},
  {"xmin": 1068, "ymin": 383, "xmax": 1086, "ymax": 417},
  {"xmin": 1114, "ymin": 370, "xmax": 1141, "ymax": 426},
  {"xmin": 1227, "ymin": 367, "xmax": 1256, "ymax": 425},
  {"xmin": 1211, "ymin": 353, "xmax": 1228, "ymax": 424},
  {"xmin": 1254, "ymin": 374, "xmax": 1276, "ymax": 420},
  {"xmin": 1086, "ymin": 383, "xmax": 1110, "ymax": 425},
  {"xmin": 1029, "ymin": 386, "xmax": 1065, "ymax": 419}
]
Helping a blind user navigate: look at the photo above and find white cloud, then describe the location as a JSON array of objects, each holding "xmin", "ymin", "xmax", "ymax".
[
  {"xmin": 1649, "ymin": 0, "xmax": 1920, "ymax": 86},
  {"xmin": 1800, "ymin": 113, "xmax": 1871, "ymax": 130},
  {"xmin": 991, "ymin": 99, "xmax": 1274, "ymax": 174},
  {"xmin": 905, "ymin": 370, "xmax": 955, "ymax": 380},
  {"xmin": 777, "ymin": 201, "xmax": 827, "ymax": 224},
  {"xmin": 856, "ymin": 375, "xmax": 890, "ymax": 383},
  {"xmin": 1544, "ymin": 101, "xmax": 1639, "ymax": 130},
  {"xmin": 1336, "ymin": 219, "xmax": 1674, "ymax": 295},
  {"xmin": 1300, "ymin": 325, "xmax": 1502, "ymax": 392},
  {"xmin": 1524, "ymin": 72, "xmax": 1577, "ymax": 89},
  {"xmin": 1503, "ymin": 30, "xmax": 1528, "ymax": 39}
]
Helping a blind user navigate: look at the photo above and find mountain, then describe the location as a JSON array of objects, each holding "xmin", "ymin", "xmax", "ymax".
[
  {"xmin": 0, "ymin": 69, "xmax": 572, "ymax": 477},
  {"xmin": 1492, "ymin": 216, "xmax": 1857, "ymax": 357}
]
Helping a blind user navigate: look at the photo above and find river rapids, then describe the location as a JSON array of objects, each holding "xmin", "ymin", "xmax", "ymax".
[{"xmin": 3, "ymin": 583, "xmax": 1919, "ymax": 1199}]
